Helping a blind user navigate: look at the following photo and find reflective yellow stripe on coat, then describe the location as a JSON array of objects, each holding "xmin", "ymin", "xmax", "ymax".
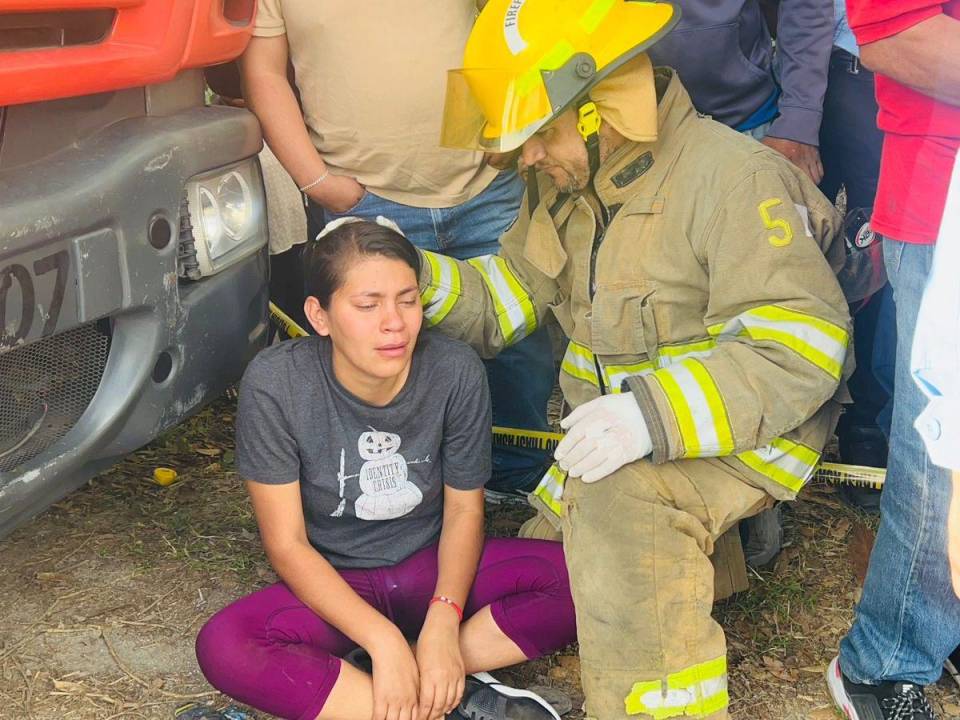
[
  {"xmin": 558, "ymin": 336, "xmax": 817, "ymax": 491},
  {"xmin": 560, "ymin": 341, "xmax": 600, "ymax": 386},
  {"xmin": 602, "ymin": 358, "xmax": 656, "ymax": 391},
  {"xmin": 625, "ymin": 657, "xmax": 729, "ymax": 718},
  {"xmin": 467, "ymin": 255, "xmax": 538, "ymax": 345},
  {"xmin": 656, "ymin": 339, "xmax": 716, "ymax": 368},
  {"xmin": 738, "ymin": 437, "xmax": 820, "ymax": 493},
  {"xmin": 560, "ymin": 341, "xmax": 657, "ymax": 392},
  {"xmin": 709, "ymin": 304, "xmax": 849, "ymax": 380},
  {"xmin": 421, "ymin": 251, "xmax": 461, "ymax": 326},
  {"xmin": 531, "ymin": 463, "xmax": 566, "ymax": 519},
  {"xmin": 650, "ymin": 359, "xmax": 735, "ymax": 457}
]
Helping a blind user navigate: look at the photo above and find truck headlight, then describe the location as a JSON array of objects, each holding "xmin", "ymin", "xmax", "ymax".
[
  {"xmin": 198, "ymin": 186, "xmax": 223, "ymax": 245},
  {"xmin": 218, "ymin": 171, "xmax": 253, "ymax": 241},
  {"xmin": 185, "ymin": 158, "xmax": 266, "ymax": 276}
]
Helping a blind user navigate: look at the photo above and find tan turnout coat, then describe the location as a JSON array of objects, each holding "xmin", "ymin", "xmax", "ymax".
[{"xmin": 419, "ymin": 69, "xmax": 851, "ymax": 505}]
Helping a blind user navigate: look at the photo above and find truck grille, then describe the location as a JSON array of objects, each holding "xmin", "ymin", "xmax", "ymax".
[{"xmin": 0, "ymin": 322, "xmax": 110, "ymax": 474}]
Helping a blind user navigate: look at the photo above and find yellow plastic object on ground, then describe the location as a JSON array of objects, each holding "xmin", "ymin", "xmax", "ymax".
[{"xmin": 153, "ymin": 467, "xmax": 179, "ymax": 486}]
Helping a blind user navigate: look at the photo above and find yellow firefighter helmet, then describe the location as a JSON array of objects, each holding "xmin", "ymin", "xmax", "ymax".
[{"xmin": 441, "ymin": 0, "xmax": 679, "ymax": 153}]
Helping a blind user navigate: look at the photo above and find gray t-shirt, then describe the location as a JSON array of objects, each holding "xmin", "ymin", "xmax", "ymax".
[{"xmin": 236, "ymin": 331, "xmax": 491, "ymax": 569}]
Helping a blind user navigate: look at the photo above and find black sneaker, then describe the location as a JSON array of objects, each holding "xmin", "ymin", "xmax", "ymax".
[
  {"xmin": 175, "ymin": 704, "xmax": 253, "ymax": 720},
  {"xmin": 826, "ymin": 656, "xmax": 937, "ymax": 719},
  {"xmin": 838, "ymin": 483, "xmax": 883, "ymax": 514},
  {"xmin": 456, "ymin": 672, "xmax": 561, "ymax": 720},
  {"xmin": 740, "ymin": 505, "xmax": 784, "ymax": 568}
]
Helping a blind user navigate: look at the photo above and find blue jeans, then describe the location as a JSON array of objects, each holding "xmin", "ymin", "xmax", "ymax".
[
  {"xmin": 839, "ymin": 239, "xmax": 960, "ymax": 685},
  {"xmin": 313, "ymin": 171, "xmax": 554, "ymax": 492}
]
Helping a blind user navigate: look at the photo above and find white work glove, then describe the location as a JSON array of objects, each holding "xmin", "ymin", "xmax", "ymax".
[{"xmin": 554, "ymin": 393, "xmax": 653, "ymax": 483}]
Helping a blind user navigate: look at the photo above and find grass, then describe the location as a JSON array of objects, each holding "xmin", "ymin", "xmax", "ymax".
[{"xmin": 2, "ymin": 394, "xmax": 958, "ymax": 719}]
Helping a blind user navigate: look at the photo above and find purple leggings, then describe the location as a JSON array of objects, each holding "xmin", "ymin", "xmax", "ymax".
[{"xmin": 195, "ymin": 538, "xmax": 576, "ymax": 720}]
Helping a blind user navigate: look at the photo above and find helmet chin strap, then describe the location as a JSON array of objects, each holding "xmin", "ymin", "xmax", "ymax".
[
  {"xmin": 526, "ymin": 97, "xmax": 603, "ymax": 215},
  {"xmin": 577, "ymin": 97, "xmax": 602, "ymax": 184}
]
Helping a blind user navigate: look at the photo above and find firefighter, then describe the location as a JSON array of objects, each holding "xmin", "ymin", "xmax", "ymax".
[{"xmin": 421, "ymin": 1, "xmax": 852, "ymax": 718}]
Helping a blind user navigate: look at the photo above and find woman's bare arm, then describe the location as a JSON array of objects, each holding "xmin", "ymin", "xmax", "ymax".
[
  {"xmin": 246, "ymin": 480, "xmax": 401, "ymax": 650},
  {"xmin": 415, "ymin": 486, "xmax": 484, "ymax": 720},
  {"xmin": 432, "ymin": 486, "xmax": 485, "ymax": 615}
]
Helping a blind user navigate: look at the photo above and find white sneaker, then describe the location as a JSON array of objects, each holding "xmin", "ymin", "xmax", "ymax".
[
  {"xmin": 825, "ymin": 655, "xmax": 937, "ymax": 720},
  {"xmin": 456, "ymin": 672, "xmax": 562, "ymax": 720}
]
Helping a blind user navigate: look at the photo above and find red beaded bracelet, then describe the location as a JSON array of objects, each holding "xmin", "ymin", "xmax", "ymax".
[{"xmin": 429, "ymin": 595, "xmax": 464, "ymax": 622}]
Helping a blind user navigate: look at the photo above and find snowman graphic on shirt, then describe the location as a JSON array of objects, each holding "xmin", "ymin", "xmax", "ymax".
[{"xmin": 341, "ymin": 428, "xmax": 423, "ymax": 520}]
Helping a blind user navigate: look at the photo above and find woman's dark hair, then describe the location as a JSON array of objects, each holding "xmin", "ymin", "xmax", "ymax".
[{"xmin": 302, "ymin": 220, "xmax": 421, "ymax": 308}]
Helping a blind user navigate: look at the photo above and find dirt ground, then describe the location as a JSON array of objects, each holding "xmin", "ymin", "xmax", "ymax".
[{"xmin": 1, "ymin": 397, "xmax": 959, "ymax": 720}]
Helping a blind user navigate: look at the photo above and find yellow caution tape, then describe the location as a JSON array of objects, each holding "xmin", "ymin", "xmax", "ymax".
[
  {"xmin": 815, "ymin": 461, "xmax": 885, "ymax": 490},
  {"xmin": 492, "ymin": 425, "xmax": 562, "ymax": 454},
  {"xmin": 491, "ymin": 426, "xmax": 885, "ymax": 490},
  {"xmin": 269, "ymin": 302, "xmax": 309, "ymax": 339}
]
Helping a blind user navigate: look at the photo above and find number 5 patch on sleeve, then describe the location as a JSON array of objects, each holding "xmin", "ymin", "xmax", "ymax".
[{"xmin": 758, "ymin": 198, "xmax": 794, "ymax": 247}]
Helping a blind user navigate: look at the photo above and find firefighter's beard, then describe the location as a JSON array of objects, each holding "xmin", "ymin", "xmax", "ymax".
[
  {"xmin": 554, "ymin": 164, "xmax": 589, "ymax": 194},
  {"xmin": 536, "ymin": 157, "xmax": 589, "ymax": 195},
  {"xmin": 522, "ymin": 124, "xmax": 621, "ymax": 195},
  {"xmin": 540, "ymin": 138, "xmax": 607, "ymax": 194}
]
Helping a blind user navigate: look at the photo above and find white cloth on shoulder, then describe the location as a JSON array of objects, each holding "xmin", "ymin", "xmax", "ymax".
[{"xmin": 912, "ymin": 151, "xmax": 960, "ymax": 470}]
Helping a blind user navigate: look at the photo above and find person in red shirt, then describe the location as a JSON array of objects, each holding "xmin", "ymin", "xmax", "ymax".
[{"xmin": 825, "ymin": 2, "xmax": 960, "ymax": 719}]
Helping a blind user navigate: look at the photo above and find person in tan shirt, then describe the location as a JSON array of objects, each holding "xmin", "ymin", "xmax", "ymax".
[
  {"xmin": 241, "ymin": 1, "xmax": 555, "ymax": 496},
  {"xmin": 245, "ymin": 0, "xmax": 495, "ymax": 210}
]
